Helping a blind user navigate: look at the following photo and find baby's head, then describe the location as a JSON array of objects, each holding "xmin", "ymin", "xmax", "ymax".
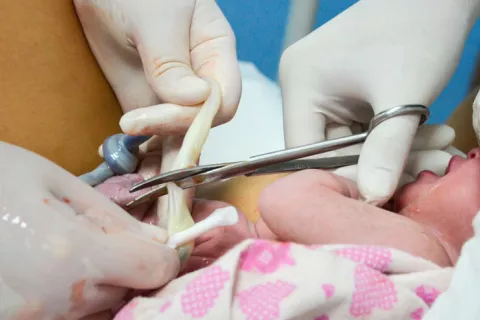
[{"xmin": 393, "ymin": 147, "xmax": 480, "ymax": 263}]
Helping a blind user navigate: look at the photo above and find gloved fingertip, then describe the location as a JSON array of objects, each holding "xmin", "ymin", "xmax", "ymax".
[
  {"xmin": 440, "ymin": 126, "xmax": 456, "ymax": 147},
  {"xmin": 119, "ymin": 109, "xmax": 150, "ymax": 135},
  {"xmin": 414, "ymin": 124, "xmax": 456, "ymax": 150},
  {"xmin": 358, "ymin": 176, "xmax": 395, "ymax": 207},
  {"xmin": 430, "ymin": 124, "xmax": 456, "ymax": 144},
  {"xmin": 153, "ymin": 73, "xmax": 211, "ymax": 106},
  {"xmin": 140, "ymin": 222, "xmax": 169, "ymax": 244},
  {"xmin": 362, "ymin": 196, "xmax": 387, "ymax": 207},
  {"xmin": 98, "ymin": 145, "xmax": 104, "ymax": 158},
  {"xmin": 444, "ymin": 145, "xmax": 467, "ymax": 157}
]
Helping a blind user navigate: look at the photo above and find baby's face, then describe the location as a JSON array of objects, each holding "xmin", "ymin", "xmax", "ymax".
[
  {"xmin": 392, "ymin": 147, "xmax": 480, "ymax": 261},
  {"xmin": 394, "ymin": 147, "xmax": 480, "ymax": 214}
]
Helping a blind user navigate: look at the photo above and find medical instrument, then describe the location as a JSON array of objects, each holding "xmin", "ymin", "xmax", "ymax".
[
  {"xmin": 126, "ymin": 104, "xmax": 430, "ymax": 208},
  {"xmin": 79, "ymin": 134, "xmax": 151, "ymax": 186},
  {"xmin": 167, "ymin": 206, "xmax": 239, "ymax": 249}
]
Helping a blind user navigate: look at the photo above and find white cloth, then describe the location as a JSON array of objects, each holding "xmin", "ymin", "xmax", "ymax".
[{"xmin": 424, "ymin": 213, "xmax": 480, "ymax": 319}]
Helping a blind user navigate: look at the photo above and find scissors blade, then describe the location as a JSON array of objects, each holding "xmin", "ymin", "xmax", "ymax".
[
  {"xmin": 125, "ymin": 155, "xmax": 359, "ymax": 208},
  {"xmin": 130, "ymin": 162, "xmax": 233, "ymax": 192},
  {"xmin": 246, "ymin": 154, "xmax": 359, "ymax": 176}
]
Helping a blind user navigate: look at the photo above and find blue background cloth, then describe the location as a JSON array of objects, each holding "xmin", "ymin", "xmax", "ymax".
[{"xmin": 216, "ymin": 0, "xmax": 480, "ymax": 124}]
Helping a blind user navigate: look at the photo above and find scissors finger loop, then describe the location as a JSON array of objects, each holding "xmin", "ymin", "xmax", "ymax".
[{"xmin": 368, "ymin": 104, "xmax": 429, "ymax": 133}]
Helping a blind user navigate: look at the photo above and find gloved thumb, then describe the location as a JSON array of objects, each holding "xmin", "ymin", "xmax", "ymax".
[
  {"xmin": 99, "ymin": 226, "xmax": 180, "ymax": 289},
  {"xmin": 132, "ymin": 7, "xmax": 210, "ymax": 106},
  {"xmin": 357, "ymin": 114, "xmax": 420, "ymax": 205}
]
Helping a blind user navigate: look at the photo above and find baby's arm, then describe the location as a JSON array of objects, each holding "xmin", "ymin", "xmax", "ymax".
[
  {"xmin": 257, "ymin": 169, "xmax": 451, "ymax": 266},
  {"xmin": 253, "ymin": 169, "xmax": 360, "ymax": 240}
]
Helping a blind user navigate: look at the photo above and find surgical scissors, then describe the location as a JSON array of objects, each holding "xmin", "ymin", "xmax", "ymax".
[{"xmin": 126, "ymin": 104, "xmax": 430, "ymax": 208}]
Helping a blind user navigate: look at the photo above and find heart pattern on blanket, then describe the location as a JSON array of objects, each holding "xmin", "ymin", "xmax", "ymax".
[
  {"xmin": 181, "ymin": 266, "xmax": 230, "ymax": 318},
  {"xmin": 350, "ymin": 264, "xmax": 398, "ymax": 317},
  {"xmin": 415, "ymin": 285, "xmax": 440, "ymax": 307},
  {"xmin": 237, "ymin": 280, "xmax": 296, "ymax": 320},
  {"xmin": 115, "ymin": 300, "xmax": 137, "ymax": 320},
  {"xmin": 239, "ymin": 240, "xmax": 295, "ymax": 273},
  {"xmin": 334, "ymin": 246, "xmax": 392, "ymax": 272},
  {"xmin": 322, "ymin": 284, "xmax": 335, "ymax": 299},
  {"xmin": 410, "ymin": 307, "xmax": 424, "ymax": 320},
  {"xmin": 159, "ymin": 300, "xmax": 172, "ymax": 313}
]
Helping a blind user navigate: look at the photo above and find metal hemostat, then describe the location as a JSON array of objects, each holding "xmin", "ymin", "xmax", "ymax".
[{"xmin": 126, "ymin": 104, "xmax": 430, "ymax": 208}]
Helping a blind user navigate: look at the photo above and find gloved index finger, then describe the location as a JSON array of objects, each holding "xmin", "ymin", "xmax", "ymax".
[
  {"xmin": 189, "ymin": 0, "xmax": 242, "ymax": 125},
  {"xmin": 357, "ymin": 114, "xmax": 420, "ymax": 205},
  {"xmin": 131, "ymin": 1, "xmax": 210, "ymax": 106}
]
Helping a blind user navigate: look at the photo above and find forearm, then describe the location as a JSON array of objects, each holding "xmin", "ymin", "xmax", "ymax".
[
  {"xmin": 257, "ymin": 170, "xmax": 361, "ymax": 242},
  {"xmin": 256, "ymin": 171, "xmax": 451, "ymax": 266}
]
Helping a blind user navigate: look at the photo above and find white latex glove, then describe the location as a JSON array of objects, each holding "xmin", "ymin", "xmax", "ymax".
[
  {"xmin": 0, "ymin": 142, "xmax": 179, "ymax": 319},
  {"xmin": 331, "ymin": 124, "xmax": 459, "ymax": 188},
  {"xmin": 74, "ymin": 0, "xmax": 241, "ymax": 136},
  {"xmin": 280, "ymin": 0, "xmax": 480, "ymax": 205},
  {"xmin": 472, "ymin": 89, "xmax": 480, "ymax": 145}
]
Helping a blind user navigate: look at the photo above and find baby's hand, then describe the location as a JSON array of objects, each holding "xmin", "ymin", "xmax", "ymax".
[{"xmin": 182, "ymin": 199, "xmax": 257, "ymax": 274}]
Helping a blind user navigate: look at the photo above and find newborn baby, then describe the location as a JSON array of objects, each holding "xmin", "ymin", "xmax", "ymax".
[
  {"xmin": 96, "ymin": 148, "xmax": 480, "ymax": 319},
  {"xmin": 98, "ymin": 148, "xmax": 480, "ymax": 271}
]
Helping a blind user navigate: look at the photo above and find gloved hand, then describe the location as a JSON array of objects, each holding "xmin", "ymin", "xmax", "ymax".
[
  {"xmin": 473, "ymin": 90, "xmax": 480, "ymax": 145},
  {"xmin": 326, "ymin": 124, "xmax": 458, "ymax": 188},
  {"xmin": 74, "ymin": 0, "xmax": 241, "ymax": 136},
  {"xmin": 0, "ymin": 142, "xmax": 179, "ymax": 319},
  {"xmin": 279, "ymin": 0, "xmax": 480, "ymax": 205}
]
